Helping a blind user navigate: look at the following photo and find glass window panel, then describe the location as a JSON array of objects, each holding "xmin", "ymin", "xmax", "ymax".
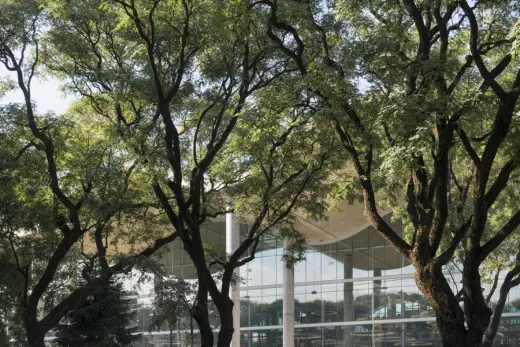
[
  {"xmin": 247, "ymin": 258, "xmax": 262, "ymax": 287},
  {"xmin": 295, "ymin": 292, "xmax": 307, "ymax": 324},
  {"xmin": 276, "ymin": 244, "xmax": 283, "ymax": 256},
  {"xmin": 373, "ymin": 323, "xmax": 402, "ymax": 347},
  {"xmin": 248, "ymin": 289, "xmax": 262, "ymax": 299},
  {"xmin": 401, "ymin": 282, "xmax": 434, "ymax": 318},
  {"xmin": 404, "ymin": 321, "xmax": 442, "ymax": 346},
  {"xmin": 247, "ymin": 296, "xmax": 262, "ymax": 327},
  {"xmin": 295, "ymin": 327, "xmax": 322, "ymax": 346},
  {"xmin": 181, "ymin": 264, "xmax": 195, "ymax": 279},
  {"xmin": 261, "ymin": 256, "xmax": 278, "ymax": 286},
  {"xmin": 171, "ymin": 243, "xmax": 181, "ymax": 265},
  {"xmin": 321, "ymin": 250, "xmax": 337, "ymax": 281},
  {"xmin": 354, "ymin": 281, "xmax": 371, "ymax": 321},
  {"xmin": 305, "ymin": 250, "xmax": 321, "ymax": 282},
  {"xmin": 496, "ymin": 317, "xmax": 520, "ymax": 346},
  {"xmin": 383, "ymin": 279, "xmax": 403, "ymax": 319},
  {"xmin": 169, "ymin": 265, "xmax": 180, "ymax": 278},
  {"xmin": 261, "ymin": 235, "xmax": 277, "ymax": 253},
  {"xmin": 262, "ymin": 288, "xmax": 276, "ymax": 297},
  {"xmin": 353, "ymin": 248, "xmax": 370, "ymax": 278},
  {"xmin": 241, "ymin": 292, "xmax": 252, "ymax": 327},
  {"xmin": 294, "ymin": 261, "xmax": 306, "ymax": 283},
  {"xmin": 180, "ymin": 246, "xmax": 191, "ymax": 264},
  {"xmin": 295, "ymin": 284, "xmax": 307, "ymax": 295},
  {"xmin": 260, "ymin": 294, "xmax": 280, "ymax": 326},
  {"xmin": 508, "ymin": 284, "xmax": 520, "ymax": 313},
  {"xmin": 244, "ymin": 329, "xmax": 282, "ymax": 347},
  {"xmin": 165, "ymin": 244, "xmax": 173, "ymax": 268},
  {"xmin": 350, "ymin": 324, "xmax": 373, "ymax": 347}
]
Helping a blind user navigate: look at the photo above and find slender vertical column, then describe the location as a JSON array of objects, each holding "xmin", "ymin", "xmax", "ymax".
[
  {"xmin": 343, "ymin": 253, "xmax": 354, "ymax": 347},
  {"xmin": 321, "ymin": 295, "xmax": 325, "ymax": 346},
  {"xmin": 372, "ymin": 268, "xmax": 382, "ymax": 347},
  {"xmin": 283, "ymin": 238, "xmax": 295, "ymax": 347},
  {"xmin": 373, "ymin": 268, "xmax": 382, "ymax": 311},
  {"xmin": 226, "ymin": 199, "xmax": 240, "ymax": 347}
]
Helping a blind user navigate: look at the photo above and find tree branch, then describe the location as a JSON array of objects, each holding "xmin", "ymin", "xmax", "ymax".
[
  {"xmin": 459, "ymin": 0, "xmax": 507, "ymax": 99},
  {"xmin": 479, "ymin": 211, "xmax": 520, "ymax": 263}
]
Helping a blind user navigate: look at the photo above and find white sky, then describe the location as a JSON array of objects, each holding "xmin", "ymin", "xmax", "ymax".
[{"xmin": 1, "ymin": 72, "xmax": 76, "ymax": 114}]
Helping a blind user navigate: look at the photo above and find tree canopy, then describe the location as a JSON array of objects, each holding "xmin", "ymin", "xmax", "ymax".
[
  {"xmin": 0, "ymin": 0, "xmax": 334, "ymax": 346},
  {"xmin": 1, "ymin": 0, "xmax": 520, "ymax": 347},
  {"xmin": 255, "ymin": 0, "xmax": 520, "ymax": 346}
]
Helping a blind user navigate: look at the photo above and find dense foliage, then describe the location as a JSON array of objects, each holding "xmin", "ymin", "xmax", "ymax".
[
  {"xmin": 0, "ymin": 0, "xmax": 333, "ymax": 346},
  {"xmin": 257, "ymin": 0, "xmax": 520, "ymax": 346},
  {"xmin": 55, "ymin": 279, "xmax": 139, "ymax": 347},
  {"xmin": 1, "ymin": 0, "xmax": 519, "ymax": 346}
]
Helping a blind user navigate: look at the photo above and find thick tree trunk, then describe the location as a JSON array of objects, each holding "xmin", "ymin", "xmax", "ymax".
[
  {"xmin": 414, "ymin": 265, "xmax": 474, "ymax": 347},
  {"xmin": 26, "ymin": 334, "xmax": 45, "ymax": 347},
  {"xmin": 25, "ymin": 322, "xmax": 45, "ymax": 347},
  {"xmin": 189, "ymin": 275, "xmax": 214, "ymax": 347},
  {"xmin": 216, "ymin": 303, "xmax": 234, "ymax": 347},
  {"xmin": 193, "ymin": 314, "xmax": 213, "ymax": 347},
  {"xmin": 192, "ymin": 300, "xmax": 214, "ymax": 347},
  {"xmin": 435, "ymin": 318, "xmax": 471, "ymax": 347},
  {"xmin": 24, "ymin": 308, "xmax": 45, "ymax": 347},
  {"xmin": 193, "ymin": 313, "xmax": 213, "ymax": 347},
  {"xmin": 463, "ymin": 259, "xmax": 492, "ymax": 346}
]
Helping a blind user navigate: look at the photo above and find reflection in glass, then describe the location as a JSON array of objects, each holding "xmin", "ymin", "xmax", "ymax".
[
  {"xmin": 147, "ymin": 219, "xmax": 520, "ymax": 347},
  {"xmin": 403, "ymin": 321, "xmax": 443, "ymax": 346},
  {"xmin": 242, "ymin": 329, "xmax": 282, "ymax": 346}
]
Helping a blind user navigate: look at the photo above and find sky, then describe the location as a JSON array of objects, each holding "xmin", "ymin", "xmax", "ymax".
[{"xmin": 1, "ymin": 71, "xmax": 76, "ymax": 114}]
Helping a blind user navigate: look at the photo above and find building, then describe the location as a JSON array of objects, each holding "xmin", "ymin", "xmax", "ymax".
[{"xmin": 130, "ymin": 202, "xmax": 520, "ymax": 347}]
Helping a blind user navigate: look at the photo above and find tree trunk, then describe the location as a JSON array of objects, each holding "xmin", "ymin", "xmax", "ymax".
[
  {"xmin": 414, "ymin": 265, "xmax": 474, "ymax": 347},
  {"xmin": 216, "ymin": 304, "xmax": 234, "ymax": 347},
  {"xmin": 25, "ymin": 323, "xmax": 45, "ymax": 347},
  {"xmin": 193, "ymin": 315, "xmax": 213, "ymax": 347},
  {"xmin": 24, "ymin": 309, "xmax": 45, "ymax": 347},
  {"xmin": 190, "ymin": 315, "xmax": 194, "ymax": 346},
  {"xmin": 26, "ymin": 335, "xmax": 45, "ymax": 347},
  {"xmin": 435, "ymin": 317, "xmax": 472, "ymax": 347},
  {"xmin": 169, "ymin": 324, "xmax": 173, "ymax": 347},
  {"xmin": 193, "ymin": 301, "xmax": 213, "ymax": 347},
  {"xmin": 188, "ymin": 280, "xmax": 214, "ymax": 347},
  {"xmin": 463, "ymin": 258, "xmax": 492, "ymax": 346}
]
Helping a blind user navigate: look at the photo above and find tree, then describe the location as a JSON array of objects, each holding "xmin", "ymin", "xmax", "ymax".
[
  {"xmin": 259, "ymin": 0, "xmax": 520, "ymax": 346},
  {"xmin": 0, "ymin": 2, "xmax": 181, "ymax": 346},
  {"xmin": 150, "ymin": 278, "xmax": 193, "ymax": 347},
  {"xmin": 55, "ymin": 279, "xmax": 139, "ymax": 347},
  {"xmin": 1, "ymin": 1, "xmax": 334, "ymax": 346},
  {"xmin": 35, "ymin": 1, "xmax": 337, "ymax": 346}
]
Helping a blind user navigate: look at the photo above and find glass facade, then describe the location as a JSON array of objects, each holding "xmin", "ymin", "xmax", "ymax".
[
  {"xmin": 233, "ymin": 222, "xmax": 520, "ymax": 347},
  {"xmin": 123, "ymin": 218, "xmax": 520, "ymax": 346}
]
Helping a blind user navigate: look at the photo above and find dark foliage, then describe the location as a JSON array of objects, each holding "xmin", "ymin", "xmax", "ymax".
[{"xmin": 55, "ymin": 280, "xmax": 139, "ymax": 347}]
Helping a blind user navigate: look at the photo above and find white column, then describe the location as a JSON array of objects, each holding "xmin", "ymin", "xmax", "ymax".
[
  {"xmin": 344, "ymin": 253, "xmax": 354, "ymax": 347},
  {"xmin": 226, "ymin": 199, "xmax": 240, "ymax": 347},
  {"xmin": 283, "ymin": 238, "xmax": 295, "ymax": 347}
]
